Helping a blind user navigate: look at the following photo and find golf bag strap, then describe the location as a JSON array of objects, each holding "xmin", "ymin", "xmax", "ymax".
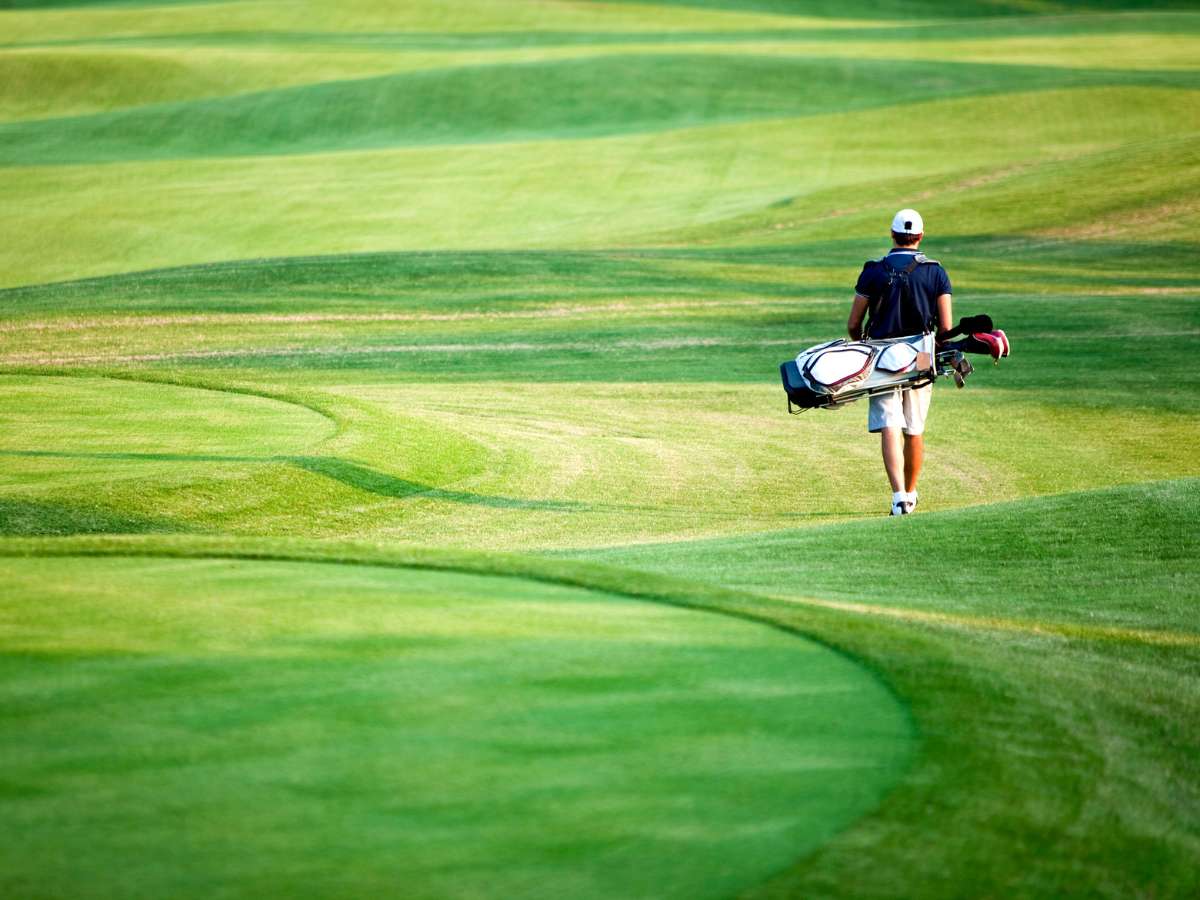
[
  {"xmin": 867, "ymin": 254, "xmax": 925, "ymax": 336},
  {"xmin": 879, "ymin": 253, "xmax": 938, "ymax": 271}
]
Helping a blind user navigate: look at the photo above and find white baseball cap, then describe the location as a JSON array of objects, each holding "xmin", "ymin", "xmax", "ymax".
[{"xmin": 891, "ymin": 208, "xmax": 924, "ymax": 235}]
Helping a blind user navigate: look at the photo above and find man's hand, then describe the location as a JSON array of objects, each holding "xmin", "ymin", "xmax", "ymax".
[{"xmin": 939, "ymin": 313, "xmax": 994, "ymax": 341}]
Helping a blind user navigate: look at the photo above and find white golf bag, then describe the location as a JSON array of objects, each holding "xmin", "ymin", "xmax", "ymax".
[{"xmin": 779, "ymin": 333, "xmax": 969, "ymax": 414}]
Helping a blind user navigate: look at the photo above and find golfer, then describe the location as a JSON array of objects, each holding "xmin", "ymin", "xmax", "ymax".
[{"xmin": 846, "ymin": 209, "xmax": 953, "ymax": 516}]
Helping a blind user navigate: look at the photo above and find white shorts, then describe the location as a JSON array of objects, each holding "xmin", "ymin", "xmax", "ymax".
[{"xmin": 868, "ymin": 384, "xmax": 932, "ymax": 435}]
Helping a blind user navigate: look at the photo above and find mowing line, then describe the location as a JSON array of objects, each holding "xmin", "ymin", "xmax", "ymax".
[
  {"xmin": 0, "ymin": 368, "xmax": 344, "ymax": 436},
  {"xmin": 1, "ymin": 535, "xmax": 1191, "ymax": 650},
  {"xmin": 0, "ymin": 335, "xmax": 803, "ymax": 366},
  {"xmin": 771, "ymin": 593, "xmax": 1200, "ymax": 648},
  {"xmin": 0, "ymin": 298, "xmax": 799, "ymax": 333}
]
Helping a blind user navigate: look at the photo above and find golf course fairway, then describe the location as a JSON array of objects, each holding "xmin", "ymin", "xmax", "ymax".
[
  {"xmin": 1, "ymin": 0, "xmax": 1198, "ymax": 897},
  {"xmin": 0, "ymin": 551, "xmax": 912, "ymax": 899}
]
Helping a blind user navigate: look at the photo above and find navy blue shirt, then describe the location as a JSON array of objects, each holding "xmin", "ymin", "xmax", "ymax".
[{"xmin": 854, "ymin": 248, "xmax": 952, "ymax": 339}]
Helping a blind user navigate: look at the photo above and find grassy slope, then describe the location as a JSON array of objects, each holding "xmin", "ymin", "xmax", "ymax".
[
  {"xmin": 2, "ymin": 86, "xmax": 1197, "ymax": 286},
  {"xmin": 1, "ymin": 1, "xmax": 1199, "ymax": 897},
  {"xmin": 575, "ymin": 479, "xmax": 1200, "ymax": 633},
  {"xmin": 8, "ymin": 56, "xmax": 1196, "ymax": 165}
]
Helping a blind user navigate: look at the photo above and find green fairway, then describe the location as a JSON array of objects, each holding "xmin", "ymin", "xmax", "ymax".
[
  {"xmin": 0, "ymin": 552, "xmax": 912, "ymax": 899},
  {"xmin": 1, "ymin": 0, "xmax": 1198, "ymax": 897}
]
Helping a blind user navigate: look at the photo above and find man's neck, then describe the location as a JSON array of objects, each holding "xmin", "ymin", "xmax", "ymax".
[{"xmin": 891, "ymin": 245, "xmax": 920, "ymax": 252}]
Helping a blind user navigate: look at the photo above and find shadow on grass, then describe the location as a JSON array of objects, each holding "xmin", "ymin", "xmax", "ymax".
[
  {"xmin": 0, "ymin": 450, "xmax": 585, "ymax": 512},
  {"xmin": 7, "ymin": 239, "xmax": 1197, "ymax": 315},
  {"xmin": 0, "ymin": 450, "xmax": 868, "ymax": 522},
  {"xmin": 288, "ymin": 455, "xmax": 587, "ymax": 511},
  {"xmin": 0, "ymin": 496, "xmax": 186, "ymax": 537}
]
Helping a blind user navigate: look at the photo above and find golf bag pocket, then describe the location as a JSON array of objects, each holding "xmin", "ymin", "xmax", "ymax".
[
  {"xmin": 876, "ymin": 342, "xmax": 919, "ymax": 373},
  {"xmin": 800, "ymin": 342, "xmax": 877, "ymax": 393}
]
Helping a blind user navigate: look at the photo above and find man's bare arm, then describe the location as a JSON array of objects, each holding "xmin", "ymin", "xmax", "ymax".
[
  {"xmin": 936, "ymin": 293, "xmax": 953, "ymax": 339},
  {"xmin": 847, "ymin": 294, "xmax": 870, "ymax": 340}
]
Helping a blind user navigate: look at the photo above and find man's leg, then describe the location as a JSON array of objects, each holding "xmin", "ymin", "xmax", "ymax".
[
  {"xmin": 898, "ymin": 384, "xmax": 932, "ymax": 506},
  {"xmin": 881, "ymin": 427, "xmax": 905, "ymax": 492},
  {"xmin": 871, "ymin": 390, "xmax": 912, "ymax": 514},
  {"xmin": 904, "ymin": 433, "xmax": 924, "ymax": 493}
]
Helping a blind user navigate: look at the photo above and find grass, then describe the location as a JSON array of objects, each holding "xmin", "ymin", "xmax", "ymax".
[
  {"xmin": 0, "ymin": 0, "xmax": 1198, "ymax": 897},
  {"xmin": 1, "ymin": 85, "xmax": 1195, "ymax": 286},
  {"xmin": 9, "ymin": 56, "xmax": 1198, "ymax": 165},
  {"xmin": 575, "ymin": 478, "xmax": 1200, "ymax": 636},
  {"xmin": 0, "ymin": 553, "xmax": 912, "ymax": 900}
]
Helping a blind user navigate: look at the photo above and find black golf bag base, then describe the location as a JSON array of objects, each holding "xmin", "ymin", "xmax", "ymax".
[{"xmin": 780, "ymin": 360, "xmax": 820, "ymax": 412}]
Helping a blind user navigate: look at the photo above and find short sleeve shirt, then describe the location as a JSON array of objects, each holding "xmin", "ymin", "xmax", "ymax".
[{"xmin": 855, "ymin": 249, "xmax": 952, "ymax": 339}]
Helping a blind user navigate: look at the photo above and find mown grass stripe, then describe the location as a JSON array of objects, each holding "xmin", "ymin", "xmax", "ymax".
[
  {"xmin": 2, "ymin": 54, "xmax": 1196, "ymax": 166},
  {"xmin": 772, "ymin": 594, "xmax": 1200, "ymax": 647}
]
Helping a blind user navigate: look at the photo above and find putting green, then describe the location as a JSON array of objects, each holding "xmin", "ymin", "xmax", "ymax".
[{"xmin": 0, "ymin": 553, "xmax": 913, "ymax": 900}]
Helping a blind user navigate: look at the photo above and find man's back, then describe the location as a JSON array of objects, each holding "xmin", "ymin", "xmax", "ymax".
[{"xmin": 855, "ymin": 248, "xmax": 952, "ymax": 339}]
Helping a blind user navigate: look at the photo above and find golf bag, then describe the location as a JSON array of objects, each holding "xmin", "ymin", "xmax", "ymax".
[
  {"xmin": 780, "ymin": 333, "xmax": 956, "ymax": 413},
  {"xmin": 779, "ymin": 315, "xmax": 1005, "ymax": 414}
]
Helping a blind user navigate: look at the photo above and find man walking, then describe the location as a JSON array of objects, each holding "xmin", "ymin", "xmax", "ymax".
[{"xmin": 846, "ymin": 209, "xmax": 952, "ymax": 516}]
